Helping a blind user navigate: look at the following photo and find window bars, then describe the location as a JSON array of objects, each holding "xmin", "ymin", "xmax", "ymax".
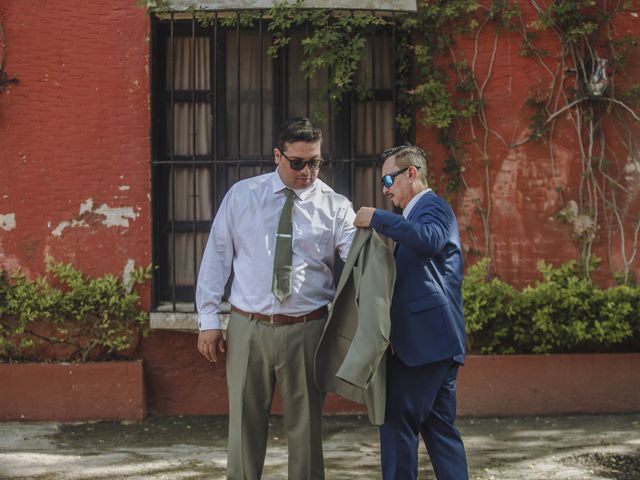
[{"xmin": 151, "ymin": 10, "xmax": 403, "ymax": 310}]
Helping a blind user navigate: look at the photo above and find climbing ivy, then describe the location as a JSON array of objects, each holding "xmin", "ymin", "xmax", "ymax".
[
  {"xmin": 266, "ymin": 3, "xmax": 387, "ymax": 105},
  {"xmin": 139, "ymin": 0, "xmax": 640, "ymax": 282},
  {"xmin": 514, "ymin": 0, "xmax": 640, "ymax": 281}
]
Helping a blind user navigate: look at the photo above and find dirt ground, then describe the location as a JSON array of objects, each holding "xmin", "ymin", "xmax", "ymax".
[{"xmin": 1, "ymin": 413, "xmax": 639, "ymax": 479}]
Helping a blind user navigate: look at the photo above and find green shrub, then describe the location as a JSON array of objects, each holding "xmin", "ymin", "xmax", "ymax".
[
  {"xmin": 0, "ymin": 258, "xmax": 152, "ymax": 363},
  {"xmin": 463, "ymin": 259, "xmax": 640, "ymax": 354},
  {"xmin": 462, "ymin": 258, "xmax": 518, "ymax": 353}
]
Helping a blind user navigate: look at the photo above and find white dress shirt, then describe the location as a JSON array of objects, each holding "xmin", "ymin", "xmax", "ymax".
[
  {"xmin": 403, "ymin": 188, "xmax": 432, "ymax": 219},
  {"xmin": 196, "ymin": 170, "xmax": 357, "ymax": 330}
]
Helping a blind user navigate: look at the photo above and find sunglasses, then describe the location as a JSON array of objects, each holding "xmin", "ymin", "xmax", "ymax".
[
  {"xmin": 381, "ymin": 165, "xmax": 420, "ymax": 188},
  {"xmin": 278, "ymin": 148, "xmax": 324, "ymax": 171}
]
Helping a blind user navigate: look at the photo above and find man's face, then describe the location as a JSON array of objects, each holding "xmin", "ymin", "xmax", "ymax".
[
  {"xmin": 274, "ymin": 141, "xmax": 322, "ymax": 189},
  {"xmin": 381, "ymin": 156, "xmax": 414, "ymax": 209}
]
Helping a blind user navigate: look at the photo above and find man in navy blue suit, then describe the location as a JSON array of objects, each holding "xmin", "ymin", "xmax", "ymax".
[{"xmin": 354, "ymin": 144, "xmax": 468, "ymax": 480}]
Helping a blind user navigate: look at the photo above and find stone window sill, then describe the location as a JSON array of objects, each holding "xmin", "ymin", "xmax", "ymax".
[{"xmin": 150, "ymin": 302, "xmax": 229, "ymax": 332}]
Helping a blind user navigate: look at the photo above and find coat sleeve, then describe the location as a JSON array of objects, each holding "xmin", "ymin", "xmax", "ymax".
[
  {"xmin": 370, "ymin": 198, "xmax": 452, "ymax": 257},
  {"xmin": 336, "ymin": 235, "xmax": 395, "ymax": 389}
]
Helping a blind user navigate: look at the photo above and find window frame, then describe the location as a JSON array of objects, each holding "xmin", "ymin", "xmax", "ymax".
[{"xmin": 150, "ymin": 10, "xmax": 410, "ymax": 311}]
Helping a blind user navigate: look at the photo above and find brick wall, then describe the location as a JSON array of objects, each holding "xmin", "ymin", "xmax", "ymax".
[
  {"xmin": 418, "ymin": 3, "xmax": 640, "ymax": 287},
  {"xmin": 1, "ymin": 1, "xmax": 638, "ymax": 416},
  {"xmin": 0, "ymin": 0, "xmax": 151, "ymax": 281}
]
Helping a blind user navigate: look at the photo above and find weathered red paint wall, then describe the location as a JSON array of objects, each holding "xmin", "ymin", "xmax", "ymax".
[
  {"xmin": 457, "ymin": 354, "xmax": 640, "ymax": 416},
  {"xmin": 142, "ymin": 330, "xmax": 365, "ymax": 416},
  {"xmin": 0, "ymin": 0, "xmax": 151, "ymax": 280},
  {"xmin": 418, "ymin": 3, "xmax": 640, "ymax": 287},
  {"xmin": 1, "ymin": 361, "xmax": 146, "ymax": 421},
  {"xmin": 2, "ymin": 2, "xmax": 638, "ymax": 417}
]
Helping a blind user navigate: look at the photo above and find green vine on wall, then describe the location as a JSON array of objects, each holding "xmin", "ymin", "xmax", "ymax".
[
  {"xmin": 267, "ymin": 3, "xmax": 387, "ymax": 106},
  {"xmin": 140, "ymin": 0, "xmax": 640, "ymax": 283},
  {"xmin": 512, "ymin": 0, "xmax": 640, "ymax": 282},
  {"xmin": 394, "ymin": 1, "xmax": 523, "ymax": 260},
  {"xmin": 397, "ymin": 0, "xmax": 640, "ymax": 280},
  {"xmin": 141, "ymin": 0, "xmax": 484, "ymax": 161},
  {"xmin": 144, "ymin": 0, "xmax": 387, "ymax": 109}
]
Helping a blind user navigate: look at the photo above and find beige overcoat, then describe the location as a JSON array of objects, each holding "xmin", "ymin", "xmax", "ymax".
[{"xmin": 314, "ymin": 227, "xmax": 396, "ymax": 425}]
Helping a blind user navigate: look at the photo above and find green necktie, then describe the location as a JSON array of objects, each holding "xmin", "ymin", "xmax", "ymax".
[{"xmin": 272, "ymin": 188, "xmax": 296, "ymax": 302}]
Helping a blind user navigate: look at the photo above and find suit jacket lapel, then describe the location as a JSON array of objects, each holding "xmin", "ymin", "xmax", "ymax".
[
  {"xmin": 334, "ymin": 228, "xmax": 371, "ymax": 300},
  {"xmin": 405, "ymin": 190, "xmax": 433, "ymax": 222}
]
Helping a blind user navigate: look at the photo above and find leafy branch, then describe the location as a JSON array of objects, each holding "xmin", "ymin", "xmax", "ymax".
[{"xmin": 0, "ymin": 259, "xmax": 152, "ymax": 362}]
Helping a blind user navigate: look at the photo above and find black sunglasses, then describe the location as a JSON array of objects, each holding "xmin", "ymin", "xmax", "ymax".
[
  {"xmin": 381, "ymin": 165, "xmax": 420, "ymax": 188},
  {"xmin": 278, "ymin": 148, "xmax": 324, "ymax": 171}
]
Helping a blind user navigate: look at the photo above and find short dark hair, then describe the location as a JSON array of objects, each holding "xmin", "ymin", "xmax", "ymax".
[
  {"xmin": 277, "ymin": 117, "xmax": 323, "ymax": 152},
  {"xmin": 381, "ymin": 143, "xmax": 428, "ymax": 183}
]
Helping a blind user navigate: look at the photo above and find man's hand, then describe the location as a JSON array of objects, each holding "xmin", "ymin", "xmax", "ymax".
[
  {"xmin": 354, "ymin": 207, "xmax": 376, "ymax": 228},
  {"xmin": 197, "ymin": 329, "xmax": 226, "ymax": 363}
]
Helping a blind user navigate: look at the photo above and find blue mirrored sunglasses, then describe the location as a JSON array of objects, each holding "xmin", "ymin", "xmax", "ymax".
[{"xmin": 381, "ymin": 165, "xmax": 420, "ymax": 188}]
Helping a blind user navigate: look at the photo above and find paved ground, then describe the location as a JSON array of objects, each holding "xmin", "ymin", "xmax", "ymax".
[{"xmin": 1, "ymin": 414, "xmax": 639, "ymax": 479}]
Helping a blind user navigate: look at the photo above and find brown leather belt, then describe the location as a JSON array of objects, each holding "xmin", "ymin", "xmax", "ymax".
[{"xmin": 231, "ymin": 305, "xmax": 328, "ymax": 325}]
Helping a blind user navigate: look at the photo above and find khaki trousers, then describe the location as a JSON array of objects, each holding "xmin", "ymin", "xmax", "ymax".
[{"xmin": 225, "ymin": 310, "xmax": 326, "ymax": 480}]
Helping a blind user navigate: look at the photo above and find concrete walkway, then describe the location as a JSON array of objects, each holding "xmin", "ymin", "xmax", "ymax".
[{"xmin": 1, "ymin": 414, "xmax": 639, "ymax": 479}]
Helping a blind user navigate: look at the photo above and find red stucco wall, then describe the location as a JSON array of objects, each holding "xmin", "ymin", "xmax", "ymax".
[
  {"xmin": 419, "ymin": 4, "xmax": 640, "ymax": 287},
  {"xmin": 1, "ymin": 2, "xmax": 638, "ymax": 417},
  {"xmin": 0, "ymin": 0, "xmax": 151, "ymax": 279}
]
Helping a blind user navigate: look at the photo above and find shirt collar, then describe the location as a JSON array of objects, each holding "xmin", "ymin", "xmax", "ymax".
[
  {"xmin": 403, "ymin": 188, "xmax": 432, "ymax": 219},
  {"xmin": 271, "ymin": 169, "xmax": 318, "ymax": 200}
]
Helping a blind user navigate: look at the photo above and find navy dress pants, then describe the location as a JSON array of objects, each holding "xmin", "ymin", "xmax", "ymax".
[{"xmin": 380, "ymin": 355, "xmax": 468, "ymax": 480}]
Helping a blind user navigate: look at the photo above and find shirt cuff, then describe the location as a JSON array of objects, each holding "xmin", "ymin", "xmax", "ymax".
[{"xmin": 198, "ymin": 312, "xmax": 222, "ymax": 331}]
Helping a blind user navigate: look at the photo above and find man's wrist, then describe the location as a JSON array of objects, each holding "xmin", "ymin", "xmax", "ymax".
[{"xmin": 198, "ymin": 313, "xmax": 221, "ymax": 331}]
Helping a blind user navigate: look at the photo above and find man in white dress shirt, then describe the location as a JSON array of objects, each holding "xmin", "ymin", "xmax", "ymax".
[{"xmin": 196, "ymin": 117, "xmax": 357, "ymax": 480}]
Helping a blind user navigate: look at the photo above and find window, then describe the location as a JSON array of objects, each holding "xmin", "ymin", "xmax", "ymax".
[{"xmin": 151, "ymin": 11, "xmax": 404, "ymax": 310}]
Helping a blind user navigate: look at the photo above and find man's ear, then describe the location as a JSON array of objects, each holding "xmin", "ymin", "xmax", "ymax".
[{"xmin": 273, "ymin": 147, "xmax": 281, "ymax": 166}]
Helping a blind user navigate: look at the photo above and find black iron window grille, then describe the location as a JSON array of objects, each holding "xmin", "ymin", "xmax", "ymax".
[{"xmin": 151, "ymin": 11, "xmax": 406, "ymax": 311}]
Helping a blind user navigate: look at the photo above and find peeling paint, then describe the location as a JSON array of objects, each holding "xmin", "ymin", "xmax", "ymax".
[
  {"xmin": 51, "ymin": 199, "xmax": 140, "ymax": 237},
  {"xmin": 123, "ymin": 259, "xmax": 136, "ymax": 293},
  {"xmin": 52, "ymin": 219, "xmax": 88, "ymax": 237},
  {"xmin": 0, "ymin": 213, "xmax": 16, "ymax": 231},
  {"xmin": 119, "ymin": 185, "xmax": 130, "ymax": 191},
  {"xmin": 624, "ymin": 159, "xmax": 640, "ymax": 173},
  {"xmin": 52, "ymin": 221, "xmax": 69, "ymax": 237},
  {"xmin": 558, "ymin": 200, "xmax": 596, "ymax": 242},
  {"xmin": 95, "ymin": 204, "xmax": 138, "ymax": 228},
  {"xmin": 79, "ymin": 198, "xmax": 94, "ymax": 215}
]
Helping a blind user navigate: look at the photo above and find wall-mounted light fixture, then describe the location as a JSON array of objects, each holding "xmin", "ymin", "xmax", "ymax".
[{"xmin": 587, "ymin": 58, "xmax": 608, "ymax": 97}]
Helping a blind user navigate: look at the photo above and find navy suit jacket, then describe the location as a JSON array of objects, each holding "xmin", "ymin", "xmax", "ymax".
[{"xmin": 370, "ymin": 190, "xmax": 466, "ymax": 367}]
